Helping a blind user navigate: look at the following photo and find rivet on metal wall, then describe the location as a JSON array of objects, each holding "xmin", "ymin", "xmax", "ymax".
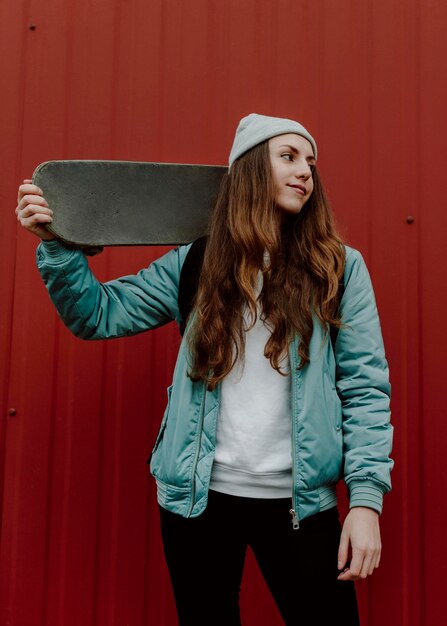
[
  {"xmin": 8, "ymin": 408, "xmax": 17, "ymax": 416},
  {"xmin": 406, "ymin": 216, "xmax": 415, "ymax": 224},
  {"xmin": 29, "ymin": 24, "xmax": 37, "ymax": 31}
]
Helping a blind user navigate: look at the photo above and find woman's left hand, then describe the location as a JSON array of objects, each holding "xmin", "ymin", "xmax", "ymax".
[{"xmin": 337, "ymin": 507, "xmax": 381, "ymax": 581}]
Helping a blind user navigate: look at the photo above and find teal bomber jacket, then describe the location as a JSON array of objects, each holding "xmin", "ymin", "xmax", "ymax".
[{"xmin": 36, "ymin": 239, "xmax": 393, "ymax": 524}]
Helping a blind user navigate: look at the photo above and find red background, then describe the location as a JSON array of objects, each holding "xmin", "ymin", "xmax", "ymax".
[{"xmin": 1, "ymin": 1, "xmax": 446, "ymax": 624}]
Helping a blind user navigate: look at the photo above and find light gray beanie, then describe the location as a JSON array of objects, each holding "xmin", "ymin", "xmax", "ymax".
[{"xmin": 228, "ymin": 113, "xmax": 317, "ymax": 168}]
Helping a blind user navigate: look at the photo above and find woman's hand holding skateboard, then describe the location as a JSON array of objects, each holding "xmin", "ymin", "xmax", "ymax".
[{"xmin": 16, "ymin": 179, "xmax": 55, "ymax": 241}]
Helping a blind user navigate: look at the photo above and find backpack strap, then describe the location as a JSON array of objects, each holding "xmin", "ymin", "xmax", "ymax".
[{"xmin": 178, "ymin": 236, "xmax": 208, "ymax": 336}]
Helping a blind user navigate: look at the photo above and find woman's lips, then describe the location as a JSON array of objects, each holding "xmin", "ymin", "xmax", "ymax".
[{"xmin": 287, "ymin": 184, "xmax": 306, "ymax": 196}]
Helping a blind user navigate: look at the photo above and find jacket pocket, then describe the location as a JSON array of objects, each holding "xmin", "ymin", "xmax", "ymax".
[
  {"xmin": 324, "ymin": 371, "xmax": 342, "ymax": 433},
  {"xmin": 332, "ymin": 387, "xmax": 342, "ymax": 432},
  {"xmin": 147, "ymin": 385, "xmax": 172, "ymax": 462},
  {"xmin": 324, "ymin": 366, "xmax": 343, "ymax": 434}
]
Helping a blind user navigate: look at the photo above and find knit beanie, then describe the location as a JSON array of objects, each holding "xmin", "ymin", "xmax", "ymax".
[{"xmin": 228, "ymin": 113, "xmax": 317, "ymax": 168}]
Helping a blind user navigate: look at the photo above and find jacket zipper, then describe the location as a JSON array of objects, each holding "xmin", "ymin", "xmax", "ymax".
[
  {"xmin": 187, "ymin": 381, "xmax": 207, "ymax": 517},
  {"xmin": 289, "ymin": 340, "xmax": 300, "ymax": 530}
]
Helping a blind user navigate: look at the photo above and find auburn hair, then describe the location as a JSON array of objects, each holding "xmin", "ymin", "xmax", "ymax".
[{"xmin": 187, "ymin": 140, "xmax": 345, "ymax": 390}]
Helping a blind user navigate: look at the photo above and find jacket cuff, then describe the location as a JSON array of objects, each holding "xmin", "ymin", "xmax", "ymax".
[
  {"xmin": 37, "ymin": 239, "xmax": 74, "ymax": 263},
  {"xmin": 348, "ymin": 480, "xmax": 384, "ymax": 515}
]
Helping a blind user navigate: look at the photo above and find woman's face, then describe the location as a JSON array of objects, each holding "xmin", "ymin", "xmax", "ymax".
[{"xmin": 269, "ymin": 133, "xmax": 315, "ymax": 215}]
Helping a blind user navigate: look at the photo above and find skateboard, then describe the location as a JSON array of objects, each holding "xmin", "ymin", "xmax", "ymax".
[{"xmin": 32, "ymin": 160, "xmax": 227, "ymax": 246}]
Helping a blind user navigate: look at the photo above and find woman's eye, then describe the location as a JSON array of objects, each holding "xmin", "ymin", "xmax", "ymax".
[{"xmin": 281, "ymin": 153, "xmax": 293, "ymax": 161}]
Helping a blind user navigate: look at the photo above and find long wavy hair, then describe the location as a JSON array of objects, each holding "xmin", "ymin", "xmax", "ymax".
[{"xmin": 187, "ymin": 140, "xmax": 345, "ymax": 390}]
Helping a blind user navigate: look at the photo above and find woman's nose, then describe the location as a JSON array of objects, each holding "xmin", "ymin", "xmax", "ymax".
[{"xmin": 294, "ymin": 160, "xmax": 312, "ymax": 179}]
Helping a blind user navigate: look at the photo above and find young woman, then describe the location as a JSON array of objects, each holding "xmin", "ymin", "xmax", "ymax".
[{"xmin": 16, "ymin": 113, "xmax": 393, "ymax": 626}]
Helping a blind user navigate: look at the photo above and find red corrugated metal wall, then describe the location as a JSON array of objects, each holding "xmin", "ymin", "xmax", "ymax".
[{"xmin": 1, "ymin": 1, "xmax": 446, "ymax": 624}]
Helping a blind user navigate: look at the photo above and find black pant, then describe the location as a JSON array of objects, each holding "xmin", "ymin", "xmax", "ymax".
[{"xmin": 159, "ymin": 490, "xmax": 359, "ymax": 626}]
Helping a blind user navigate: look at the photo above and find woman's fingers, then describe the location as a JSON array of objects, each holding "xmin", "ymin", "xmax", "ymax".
[
  {"xmin": 337, "ymin": 546, "xmax": 381, "ymax": 581},
  {"xmin": 18, "ymin": 203, "xmax": 53, "ymax": 220},
  {"xmin": 16, "ymin": 194, "xmax": 49, "ymax": 214},
  {"xmin": 19, "ymin": 211, "xmax": 53, "ymax": 227},
  {"xmin": 17, "ymin": 191, "xmax": 48, "ymax": 206},
  {"xmin": 357, "ymin": 547, "xmax": 380, "ymax": 578},
  {"xmin": 368, "ymin": 554, "xmax": 378, "ymax": 576},
  {"xmin": 359, "ymin": 550, "xmax": 375, "ymax": 579},
  {"xmin": 17, "ymin": 183, "xmax": 44, "ymax": 203},
  {"xmin": 16, "ymin": 180, "xmax": 55, "ymax": 241},
  {"xmin": 17, "ymin": 194, "xmax": 48, "ymax": 211},
  {"xmin": 337, "ymin": 529, "xmax": 349, "ymax": 571}
]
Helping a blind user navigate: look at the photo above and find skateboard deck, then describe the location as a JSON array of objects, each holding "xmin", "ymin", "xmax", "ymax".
[{"xmin": 32, "ymin": 160, "xmax": 226, "ymax": 246}]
